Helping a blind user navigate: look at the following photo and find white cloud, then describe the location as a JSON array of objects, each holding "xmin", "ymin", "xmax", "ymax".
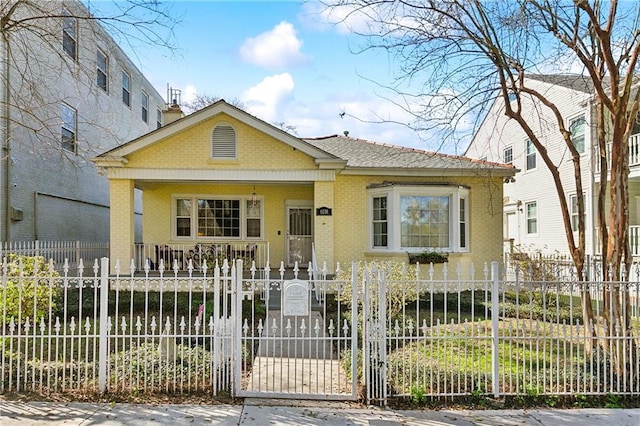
[
  {"xmin": 241, "ymin": 73, "xmax": 295, "ymax": 122},
  {"xmin": 239, "ymin": 22, "xmax": 309, "ymax": 69},
  {"xmin": 181, "ymin": 84, "xmax": 198, "ymax": 105}
]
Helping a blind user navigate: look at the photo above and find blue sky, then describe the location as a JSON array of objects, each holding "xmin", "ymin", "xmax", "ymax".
[{"xmin": 100, "ymin": 1, "xmax": 448, "ymax": 152}]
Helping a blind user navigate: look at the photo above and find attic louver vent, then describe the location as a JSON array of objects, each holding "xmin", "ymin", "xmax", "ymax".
[{"xmin": 211, "ymin": 124, "xmax": 236, "ymax": 159}]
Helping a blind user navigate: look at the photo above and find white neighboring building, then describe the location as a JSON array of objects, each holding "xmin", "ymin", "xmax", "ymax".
[
  {"xmin": 466, "ymin": 74, "xmax": 640, "ymax": 258},
  {"xmin": 0, "ymin": 0, "xmax": 166, "ymax": 242}
]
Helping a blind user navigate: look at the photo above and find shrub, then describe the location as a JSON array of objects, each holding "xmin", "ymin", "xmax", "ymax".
[
  {"xmin": 0, "ymin": 254, "xmax": 61, "ymax": 324},
  {"xmin": 334, "ymin": 261, "xmax": 420, "ymax": 318}
]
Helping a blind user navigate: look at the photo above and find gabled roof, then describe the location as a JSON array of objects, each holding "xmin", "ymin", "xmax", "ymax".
[
  {"xmin": 305, "ymin": 135, "xmax": 516, "ymax": 175},
  {"xmin": 93, "ymin": 100, "xmax": 338, "ymax": 162}
]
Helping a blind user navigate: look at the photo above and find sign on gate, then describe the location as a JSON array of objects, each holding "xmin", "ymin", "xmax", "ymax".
[{"xmin": 282, "ymin": 279, "xmax": 309, "ymax": 316}]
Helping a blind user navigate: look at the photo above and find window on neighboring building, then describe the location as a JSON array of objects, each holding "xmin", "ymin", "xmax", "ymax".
[
  {"xmin": 372, "ymin": 196, "xmax": 388, "ymax": 248},
  {"xmin": 156, "ymin": 108, "xmax": 162, "ymax": 129},
  {"xmin": 526, "ymin": 139, "xmax": 537, "ymax": 170},
  {"xmin": 570, "ymin": 115, "xmax": 586, "ymax": 154},
  {"xmin": 122, "ymin": 71, "xmax": 131, "ymax": 107},
  {"xmin": 503, "ymin": 146, "xmax": 513, "ymax": 164},
  {"xmin": 369, "ymin": 185, "xmax": 469, "ymax": 252},
  {"xmin": 141, "ymin": 91, "xmax": 149, "ymax": 123},
  {"xmin": 211, "ymin": 124, "xmax": 237, "ymax": 159},
  {"xmin": 174, "ymin": 196, "xmax": 263, "ymax": 239},
  {"xmin": 97, "ymin": 50, "xmax": 108, "ymax": 92},
  {"xmin": 62, "ymin": 10, "xmax": 77, "ymax": 60},
  {"xmin": 61, "ymin": 103, "xmax": 77, "ymax": 153},
  {"xmin": 570, "ymin": 193, "xmax": 586, "ymax": 232},
  {"xmin": 525, "ymin": 201, "xmax": 538, "ymax": 235}
]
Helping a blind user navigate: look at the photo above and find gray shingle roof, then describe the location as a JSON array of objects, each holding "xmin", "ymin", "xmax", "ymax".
[
  {"xmin": 304, "ymin": 135, "xmax": 513, "ymax": 171},
  {"xmin": 527, "ymin": 74, "xmax": 595, "ymax": 92}
]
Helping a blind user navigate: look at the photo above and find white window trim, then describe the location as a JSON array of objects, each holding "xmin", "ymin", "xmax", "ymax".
[
  {"xmin": 172, "ymin": 194, "xmax": 264, "ymax": 240},
  {"xmin": 525, "ymin": 200, "xmax": 539, "ymax": 236},
  {"xmin": 503, "ymin": 145, "xmax": 513, "ymax": 164},
  {"xmin": 61, "ymin": 102, "xmax": 77, "ymax": 154},
  {"xmin": 122, "ymin": 71, "xmax": 131, "ymax": 108},
  {"xmin": 141, "ymin": 90, "xmax": 149, "ymax": 123},
  {"xmin": 367, "ymin": 185, "xmax": 469, "ymax": 253},
  {"xmin": 525, "ymin": 139, "xmax": 537, "ymax": 172},
  {"xmin": 569, "ymin": 114, "xmax": 587, "ymax": 155},
  {"xmin": 62, "ymin": 9, "xmax": 77, "ymax": 60},
  {"xmin": 97, "ymin": 49, "xmax": 108, "ymax": 93}
]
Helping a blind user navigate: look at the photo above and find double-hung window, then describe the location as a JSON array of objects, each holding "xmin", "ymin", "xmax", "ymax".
[
  {"xmin": 174, "ymin": 196, "xmax": 262, "ymax": 239},
  {"xmin": 122, "ymin": 71, "xmax": 131, "ymax": 107},
  {"xmin": 525, "ymin": 201, "xmax": 538, "ymax": 235},
  {"xmin": 369, "ymin": 184, "xmax": 469, "ymax": 252},
  {"xmin": 97, "ymin": 50, "xmax": 108, "ymax": 92},
  {"xmin": 141, "ymin": 91, "xmax": 149, "ymax": 123},
  {"xmin": 570, "ymin": 115, "xmax": 586, "ymax": 154},
  {"xmin": 570, "ymin": 193, "xmax": 585, "ymax": 232},
  {"xmin": 61, "ymin": 103, "xmax": 77, "ymax": 153},
  {"xmin": 372, "ymin": 196, "xmax": 388, "ymax": 248},
  {"xmin": 62, "ymin": 10, "xmax": 77, "ymax": 60},
  {"xmin": 525, "ymin": 139, "xmax": 537, "ymax": 170},
  {"xmin": 503, "ymin": 146, "xmax": 513, "ymax": 164}
]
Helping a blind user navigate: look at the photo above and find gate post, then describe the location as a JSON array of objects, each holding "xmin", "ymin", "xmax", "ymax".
[
  {"xmin": 98, "ymin": 257, "xmax": 109, "ymax": 393},
  {"xmin": 232, "ymin": 259, "xmax": 243, "ymax": 396},
  {"xmin": 490, "ymin": 260, "xmax": 500, "ymax": 398},
  {"xmin": 350, "ymin": 261, "xmax": 358, "ymax": 398}
]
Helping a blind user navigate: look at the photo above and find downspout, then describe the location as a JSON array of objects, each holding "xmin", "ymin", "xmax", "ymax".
[{"xmin": 1, "ymin": 30, "xmax": 10, "ymax": 242}]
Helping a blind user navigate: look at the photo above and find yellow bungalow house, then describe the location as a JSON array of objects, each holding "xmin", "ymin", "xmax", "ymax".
[{"xmin": 92, "ymin": 100, "xmax": 516, "ymax": 275}]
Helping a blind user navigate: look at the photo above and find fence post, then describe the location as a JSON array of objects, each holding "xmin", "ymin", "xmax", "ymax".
[
  {"xmin": 491, "ymin": 260, "xmax": 500, "ymax": 398},
  {"xmin": 98, "ymin": 257, "xmax": 109, "ymax": 393}
]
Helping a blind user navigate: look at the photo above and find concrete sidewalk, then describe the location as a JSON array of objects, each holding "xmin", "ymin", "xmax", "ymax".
[{"xmin": 1, "ymin": 398, "xmax": 639, "ymax": 425}]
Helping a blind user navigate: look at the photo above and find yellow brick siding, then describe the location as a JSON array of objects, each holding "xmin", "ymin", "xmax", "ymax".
[
  {"xmin": 109, "ymin": 179, "xmax": 135, "ymax": 270},
  {"xmin": 332, "ymin": 174, "xmax": 504, "ymax": 276},
  {"xmin": 126, "ymin": 115, "xmax": 316, "ymax": 169},
  {"xmin": 313, "ymin": 181, "xmax": 335, "ymax": 268}
]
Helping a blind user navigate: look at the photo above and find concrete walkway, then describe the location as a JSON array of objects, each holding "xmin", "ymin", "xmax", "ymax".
[{"xmin": 1, "ymin": 398, "xmax": 639, "ymax": 425}]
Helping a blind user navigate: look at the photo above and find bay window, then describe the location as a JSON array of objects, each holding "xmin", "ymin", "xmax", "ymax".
[
  {"xmin": 369, "ymin": 184, "xmax": 469, "ymax": 252},
  {"xmin": 173, "ymin": 196, "xmax": 262, "ymax": 239}
]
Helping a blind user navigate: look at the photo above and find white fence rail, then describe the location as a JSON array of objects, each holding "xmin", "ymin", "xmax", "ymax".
[
  {"xmin": 0, "ymin": 240, "xmax": 109, "ymax": 270},
  {"xmin": 2, "ymin": 257, "xmax": 640, "ymax": 405}
]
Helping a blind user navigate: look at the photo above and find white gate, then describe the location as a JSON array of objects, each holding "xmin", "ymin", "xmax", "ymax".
[{"xmin": 234, "ymin": 261, "xmax": 359, "ymax": 400}]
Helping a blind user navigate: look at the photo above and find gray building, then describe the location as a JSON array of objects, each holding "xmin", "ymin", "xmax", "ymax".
[{"xmin": 0, "ymin": 0, "xmax": 166, "ymax": 242}]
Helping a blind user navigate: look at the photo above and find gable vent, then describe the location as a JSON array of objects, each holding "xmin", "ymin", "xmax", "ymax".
[{"xmin": 211, "ymin": 124, "xmax": 237, "ymax": 158}]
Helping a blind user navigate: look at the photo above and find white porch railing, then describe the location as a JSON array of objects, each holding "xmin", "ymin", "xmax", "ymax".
[
  {"xmin": 132, "ymin": 242, "xmax": 270, "ymax": 271},
  {"xmin": 592, "ymin": 225, "xmax": 640, "ymax": 257},
  {"xmin": 595, "ymin": 132, "xmax": 640, "ymax": 172}
]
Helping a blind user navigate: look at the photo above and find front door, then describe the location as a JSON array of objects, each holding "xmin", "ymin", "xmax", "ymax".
[{"xmin": 286, "ymin": 206, "xmax": 313, "ymax": 267}]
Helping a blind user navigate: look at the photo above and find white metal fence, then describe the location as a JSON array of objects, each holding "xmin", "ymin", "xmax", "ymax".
[
  {"xmin": 0, "ymin": 240, "xmax": 109, "ymax": 270},
  {"xmin": 1, "ymin": 256, "xmax": 640, "ymax": 405}
]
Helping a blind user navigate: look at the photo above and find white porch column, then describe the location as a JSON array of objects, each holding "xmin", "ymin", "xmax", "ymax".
[
  {"xmin": 314, "ymin": 181, "xmax": 335, "ymax": 272},
  {"xmin": 109, "ymin": 179, "xmax": 135, "ymax": 274}
]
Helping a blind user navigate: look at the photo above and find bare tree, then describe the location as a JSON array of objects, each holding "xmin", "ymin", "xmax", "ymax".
[
  {"xmin": 183, "ymin": 94, "xmax": 298, "ymax": 134},
  {"xmin": 322, "ymin": 0, "xmax": 640, "ymax": 383},
  {"xmin": 182, "ymin": 94, "xmax": 245, "ymax": 114},
  {"xmin": 0, "ymin": 0, "xmax": 178, "ymax": 163}
]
